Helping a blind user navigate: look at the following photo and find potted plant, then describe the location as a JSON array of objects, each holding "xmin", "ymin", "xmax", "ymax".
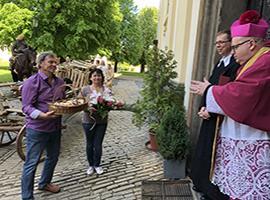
[
  {"xmin": 132, "ymin": 46, "xmax": 184, "ymax": 151},
  {"xmin": 156, "ymin": 105, "xmax": 190, "ymax": 179}
]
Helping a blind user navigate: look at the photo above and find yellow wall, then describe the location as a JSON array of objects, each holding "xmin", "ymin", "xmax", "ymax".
[
  {"xmin": 157, "ymin": 0, "xmax": 203, "ymax": 108},
  {"xmin": 157, "ymin": 0, "xmax": 192, "ymax": 83}
]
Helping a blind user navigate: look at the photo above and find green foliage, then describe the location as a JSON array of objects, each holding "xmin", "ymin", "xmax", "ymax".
[
  {"xmin": 0, "ymin": 0, "xmax": 157, "ymax": 67},
  {"xmin": 137, "ymin": 7, "xmax": 158, "ymax": 71},
  {"xmin": 122, "ymin": 17, "xmax": 143, "ymax": 65},
  {"xmin": 119, "ymin": 64, "xmax": 129, "ymax": 72},
  {"xmin": 132, "ymin": 46, "xmax": 185, "ymax": 131},
  {"xmin": 156, "ymin": 106, "xmax": 190, "ymax": 160},
  {"xmin": 138, "ymin": 8, "xmax": 158, "ymax": 48},
  {"xmin": 111, "ymin": 0, "xmax": 143, "ymax": 66},
  {"xmin": 32, "ymin": 0, "xmax": 122, "ymax": 59},
  {"xmin": 1, "ymin": 0, "xmax": 122, "ymax": 59},
  {"xmin": 0, "ymin": 3, "xmax": 34, "ymax": 48}
]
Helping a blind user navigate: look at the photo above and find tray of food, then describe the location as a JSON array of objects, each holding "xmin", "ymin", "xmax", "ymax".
[
  {"xmin": 48, "ymin": 97, "xmax": 88, "ymax": 115},
  {"xmin": 48, "ymin": 84, "xmax": 88, "ymax": 115}
]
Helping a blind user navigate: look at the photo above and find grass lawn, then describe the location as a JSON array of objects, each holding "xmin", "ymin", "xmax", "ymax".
[
  {"xmin": 116, "ymin": 71, "xmax": 144, "ymax": 78},
  {"xmin": 0, "ymin": 59, "xmax": 12, "ymax": 83}
]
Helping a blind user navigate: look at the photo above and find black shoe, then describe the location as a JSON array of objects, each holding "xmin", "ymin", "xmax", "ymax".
[
  {"xmin": 192, "ymin": 185, "xmax": 202, "ymax": 192},
  {"xmin": 200, "ymin": 194, "xmax": 211, "ymax": 200}
]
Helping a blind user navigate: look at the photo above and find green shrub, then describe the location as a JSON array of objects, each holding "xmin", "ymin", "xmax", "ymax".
[
  {"xmin": 156, "ymin": 106, "xmax": 190, "ymax": 160},
  {"xmin": 119, "ymin": 65, "xmax": 129, "ymax": 71},
  {"xmin": 132, "ymin": 46, "xmax": 184, "ymax": 132}
]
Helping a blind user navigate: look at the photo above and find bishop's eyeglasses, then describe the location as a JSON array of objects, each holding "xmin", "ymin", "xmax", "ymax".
[{"xmin": 231, "ymin": 40, "xmax": 251, "ymax": 51}]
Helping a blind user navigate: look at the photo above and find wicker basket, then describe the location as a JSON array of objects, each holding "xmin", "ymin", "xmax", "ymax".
[{"xmin": 48, "ymin": 84, "xmax": 88, "ymax": 115}]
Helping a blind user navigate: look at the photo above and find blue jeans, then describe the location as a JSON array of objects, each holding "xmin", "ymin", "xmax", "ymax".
[
  {"xmin": 21, "ymin": 128, "xmax": 61, "ymax": 200},
  {"xmin": 82, "ymin": 123, "xmax": 107, "ymax": 167}
]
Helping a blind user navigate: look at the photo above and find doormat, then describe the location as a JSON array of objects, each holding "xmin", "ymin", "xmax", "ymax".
[{"xmin": 142, "ymin": 179, "xmax": 193, "ymax": 200}]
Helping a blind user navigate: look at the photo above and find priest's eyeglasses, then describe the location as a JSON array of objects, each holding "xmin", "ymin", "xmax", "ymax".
[
  {"xmin": 214, "ymin": 40, "xmax": 230, "ymax": 45},
  {"xmin": 231, "ymin": 40, "xmax": 251, "ymax": 51}
]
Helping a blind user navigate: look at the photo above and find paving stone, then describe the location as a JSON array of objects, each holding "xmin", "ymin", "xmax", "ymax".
[
  {"xmin": 91, "ymin": 181, "xmax": 113, "ymax": 190},
  {"xmin": 112, "ymin": 184, "xmax": 135, "ymax": 193},
  {"xmin": 100, "ymin": 191, "xmax": 113, "ymax": 199},
  {"xmin": 124, "ymin": 194, "xmax": 137, "ymax": 200},
  {"xmin": 114, "ymin": 176, "xmax": 134, "ymax": 184},
  {"xmin": 0, "ymin": 78, "xmax": 197, "ymax": 200}
]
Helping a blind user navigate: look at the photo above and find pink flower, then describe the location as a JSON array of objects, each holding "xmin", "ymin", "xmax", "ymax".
[
  {"xmin": 107, "ymin": 101, "xmax": 113, "ymax": 107},
  {"xmin": 97, "ymin": 96, "xmax": 104, "ymax": 104},
  {"xmin": 116, "ymin": 101, "xmax": 124, "ymax": 108}
]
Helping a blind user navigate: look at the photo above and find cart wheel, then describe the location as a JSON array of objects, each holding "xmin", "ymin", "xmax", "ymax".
[
  {"xmin": 16, "ymin": 125, "xmax": 45, "ymax": 162},
  {"xmin": 0, "ymin": 130, "xmax": 17, "ymax": 147}
]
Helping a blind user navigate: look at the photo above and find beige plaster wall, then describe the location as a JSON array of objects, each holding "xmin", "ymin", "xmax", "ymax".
[{"xmin": 157, "ymin": 0, "xmax": 203, "ymax": 106}]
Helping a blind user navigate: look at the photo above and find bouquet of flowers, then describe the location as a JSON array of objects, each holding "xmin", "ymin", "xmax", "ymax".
[{"xmin": 90, "ymin": 95, "xmax": 124, "ymax": 119}]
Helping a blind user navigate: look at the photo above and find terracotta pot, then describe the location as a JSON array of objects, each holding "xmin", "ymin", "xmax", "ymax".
[{"xmin": 145, "ymin": 130, "xmax": 158, "ymax": 151}]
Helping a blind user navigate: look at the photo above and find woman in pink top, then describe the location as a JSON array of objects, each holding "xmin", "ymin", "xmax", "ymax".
[{"xmin": 80, "ymin": 68, "xmax": 112, "ymax": 175}]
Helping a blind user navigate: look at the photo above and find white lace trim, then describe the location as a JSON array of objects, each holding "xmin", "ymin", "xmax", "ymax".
[{"xmin": 212, "ymin": 137, "xmax": 270, "ymax": 200}]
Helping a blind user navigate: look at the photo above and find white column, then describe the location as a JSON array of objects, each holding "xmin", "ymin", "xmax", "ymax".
[{"xmin": 184, "ymin": 0, "xmax": 203, "ymax": 110}]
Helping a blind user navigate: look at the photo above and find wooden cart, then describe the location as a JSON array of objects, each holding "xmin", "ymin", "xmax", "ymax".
[
  {"xmin": 0, "ymin": 86, "xmax": 24, "ymax": 147},
  {"xmin": 0, "ymin": 84, "xmax": 43, "ymax": 162},
  {"xmin": 0, "ymin": 108, "xmax": 45, "ymax": 162},
  {"xmin": 0, "ymin": 117, "xmax": 23, "ymax": 147},
  {"xmin": 0, "ymin": 102, "xmax": 28, "ymax": 159}
]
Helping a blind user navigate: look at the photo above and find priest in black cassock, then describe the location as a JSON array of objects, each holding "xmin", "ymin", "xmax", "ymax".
[{"xmin": 190, "ymin": 30, "xmax": 240, "ymax": 200}]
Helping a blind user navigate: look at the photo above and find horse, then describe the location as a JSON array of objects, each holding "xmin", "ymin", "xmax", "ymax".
[{"xmin": 12, "ymin": 47, "xmax": 37, "ymax": 81}]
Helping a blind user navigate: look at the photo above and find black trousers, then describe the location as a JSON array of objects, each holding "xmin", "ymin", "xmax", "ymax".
[
  {"xmin": 82, "ymin": 123, "xmax": 107, "ymax": 167},
  {"xmin": 190, "ymin": 117, "xmax": 229, "ymax": 200}
]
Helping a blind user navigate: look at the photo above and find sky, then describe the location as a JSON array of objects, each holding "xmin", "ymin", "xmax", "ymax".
[{"xmin": 133, "ymin": 0, "xmax": 160, "ymax": 10}]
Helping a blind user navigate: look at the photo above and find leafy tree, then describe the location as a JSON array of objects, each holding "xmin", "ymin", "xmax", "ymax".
[
  {"xmin": 0, "ymin": 0, "xmax": 156, "ymax": 67},
  {"xmin": 111, "ymin": 0, "xmax": 143, "ymax": 72},
  {"xmin": 1, "ymin": 0, "xmax": 122, "ymax": 59},
  {"xmin": 98, "ymin": 1, "xmax": 122, "ymax": 62},
  {"xmin": 35, "ymin": 0, "xmax": 122, "ymax": 59},
  {"xmin": 0, "ymin": 3, "xmax": 34, "ymax": 49},
  {"xmin": 138, "ymin": 7, "xmax": 158, "ymax": 73}
]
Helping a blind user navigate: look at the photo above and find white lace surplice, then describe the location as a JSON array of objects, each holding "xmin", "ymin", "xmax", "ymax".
[{"xmin": 206, "ymin": 86, "xmax": 270, "ymax": 200}]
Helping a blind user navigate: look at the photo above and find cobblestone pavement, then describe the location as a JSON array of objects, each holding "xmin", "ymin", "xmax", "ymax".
[{"xmin": 0, "ymin": 77, "xmax": 165, "ymax": 200}]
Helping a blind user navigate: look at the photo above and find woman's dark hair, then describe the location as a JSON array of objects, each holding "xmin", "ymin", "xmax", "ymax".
[{"xmin": 89, "ymin": 68, "xmax": 104, "ymax": 85}]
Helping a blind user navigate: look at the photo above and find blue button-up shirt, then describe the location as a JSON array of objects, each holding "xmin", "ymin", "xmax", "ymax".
[{"xmin": 22, "ymin": 71, "xmax": 65, "ymax": 132}]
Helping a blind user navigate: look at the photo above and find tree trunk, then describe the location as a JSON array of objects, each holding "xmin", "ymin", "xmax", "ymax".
[
  {"xmin": 140, "ymin": 63, "xmax": 145, "ymax": 73},
  {"xmin": 114, "ymin": 61, "xmax": 118, "ymax": 73}
]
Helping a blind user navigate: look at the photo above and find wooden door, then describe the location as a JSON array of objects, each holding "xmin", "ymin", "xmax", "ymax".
[{"xmin": 248, "ymin": 0, "xmax": 270, "ymax": 39}]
